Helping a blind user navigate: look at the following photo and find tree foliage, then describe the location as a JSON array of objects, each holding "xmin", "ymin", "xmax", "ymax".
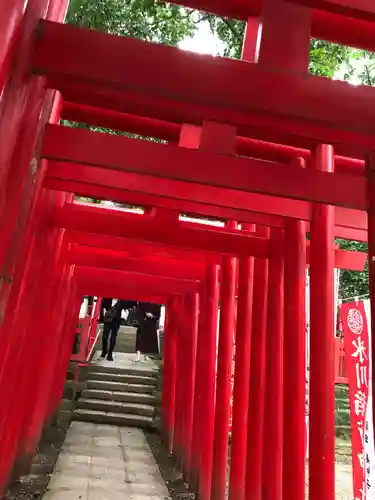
[
  {"xmin": 66, "ymin": 0, "xmax": 195, "ymax": 45},
  {"xmin": 67, "ymin": 0, "xmax": 370, "ymax": 300}
]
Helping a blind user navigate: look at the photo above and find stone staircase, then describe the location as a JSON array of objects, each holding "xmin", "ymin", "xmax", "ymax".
[
  {"xmin": 73, "ymin": 325, "xmax": 160, "ymax": 428},
  {"xmin": 335, "ymin": 384, "xmax": 352, "ymax": 458}
]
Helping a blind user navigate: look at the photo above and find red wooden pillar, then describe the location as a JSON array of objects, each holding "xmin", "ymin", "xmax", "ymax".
[
  {"xmin": 309, "ymin": 144, "xmax": 335, "ymax": 500},
  {"xmin": 262, "ymin": 228, "xmax": 284, "ymax": 500},
  {"xmin": 183, "ymin": 292, "xmax": 199, "ymax": 481},
  {"xmin": 190, "ymin": 280, "xmax": 206, "ymax": 492},
  {"xmin": 366, "ymin": 152, "xmax": 375, "ymax": 443},
  {"xmin": 22, "ymin": 258, "xmax": 72, "ymax": 453},
  {"xmin": 199, "ymin": 262, "xmax": 219, "ymax": 500},
  {"xmin": 173, "ymin": 296, "xmax": 184, "ymax": 466},
  {"xmin": 161, "ymin": 298, "xmax": 172, "ymax": 446},
  {"xmin": 211, "ymin": 221, "xmax": 237, "ymax": 500},
  {"xmin": 179, "ymin": 294, "xmax": 194, "ymax": 473},
  {"xmin": 245, "ymin": 226, "xmax": 269, "ymax": 500},
  {"xmin": 283, "ymin": 158, "xmax": 307, "ymax": 500},
  {"xmin": 228, "ymin": 223, "xmax": 255, "ymax": 500},
  {"xmin": 18, "ymin": 226, "xmax": 65, "ymax": 456},
  {"xmin": 48, "ymin": 289, "xmax": 82, "ymax": 418},
  {"xmin": 162, "ymin": 296, "xmax": 178, "ymax": 454},
  {"xmin": 256, "ymin": 4, "xmax": 310, "ymax": 500},
  {"xmin": 0, "ymin": 226, "xmax": 50, "ymax": 485}
]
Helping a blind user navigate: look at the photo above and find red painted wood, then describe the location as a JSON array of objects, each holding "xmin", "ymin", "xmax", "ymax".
[
  {"xmin": 309, "ymin": 145, "xmax": 336, "ymax": 500},
  {"xmin": 45, "ymin": 175, "xmax": 285, "ymax": 230},
  {"xmin": 74, "ymin": 266, "xmax": 200, "ymax": 296},
  {"xmin": 53, "ymin": 203, "xmax": 270, "ymax": 258},
  {"xmin": 33, "ymin": 22, "xmax": 375, "ymax": 148},
  {"xmin": 291, "ymin": 0, "xmax": 375, "ymax": 20},
  {"xmin": 65, "ymin": 231, "xmax": 219, "ymax": 264},
  {"xmin": 172, "ymin": 296, "xmax": 184, "ymax": 465},
  {"xmin": 284, "ymin": 217, "xmax": 307, "ymax": 500},
  {"xmin": 45, "ymin": 160, "xmax": 368, "ymax": 235},
  {"xmin": 212, "ymin": 220, "xmax": 237, "ymax": 500},
  {"xmin": 182, "ymin": 292, "xmax": 198, "ymax": 481},
  {"xmin": 263, "ymin": 228, "xmax": 284, "ymax": 500},
  {"xmin": 228, "ymin": 224, "xmax": 255, "ymax": 500},
  {"xmin": 55, "ymin": 80, "xmax": 375, "ymax": 158},
  {"xmin": 61, "ymin": 102, "xmax": 364, "ymax": 173},
  {"xmin": 160, "ymin": 0, "xmax": 375, "ymax": 51},
  {"xmin": 42, "ymin": 125, "xmax": 365, "ymax": 210},
  {"xmin": 66, "ymin": 245, "xmax": 205, "ymax": 281},
  {"xmin": 366, "ymin": 152, "xmax": 375, "ymax": 450},
  {"xmin": 245, "ymin": 227, "xmax": 269, "ymax": 500},
  {"xmin": 198, "ymin": 264, "xmax": 219, "ymax": 500}
]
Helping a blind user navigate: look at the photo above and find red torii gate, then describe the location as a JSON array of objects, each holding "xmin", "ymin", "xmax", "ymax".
[{"xmin": 1, "ymin": 0, "xmax": 375, "ymax": 499}]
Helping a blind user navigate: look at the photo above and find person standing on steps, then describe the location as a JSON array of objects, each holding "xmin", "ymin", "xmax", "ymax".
[
  {"xmin": 135, "ymin": 302, "xmax": 161, "ymax": 362},
  {"xmin": 101, "ymin": 299, "xmax": 137, "ymax": 361}
]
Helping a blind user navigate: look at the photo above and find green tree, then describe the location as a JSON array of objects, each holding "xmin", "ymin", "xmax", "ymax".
[{"xmin": 66, "ymin": 0, "xmax": 196, "ymax": 45}]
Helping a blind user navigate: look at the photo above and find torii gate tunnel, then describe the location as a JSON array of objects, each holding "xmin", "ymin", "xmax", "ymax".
[{"xmin": 1, "ymin": 0, "xmax": 375, "ymax": 498}]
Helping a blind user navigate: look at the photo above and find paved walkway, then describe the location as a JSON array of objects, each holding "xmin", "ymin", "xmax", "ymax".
[{"xmin": 44, "ymin": 422, "xmax": 170, "ymax": 499}]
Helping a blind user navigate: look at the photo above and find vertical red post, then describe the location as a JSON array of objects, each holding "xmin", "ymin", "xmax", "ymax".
[
  {"xmin": 255, "ymin": 4, "xmax": 311, "ymax": 499},
  {"xmin": 229, "ymin": 223, "xmax": 255, "ymax": 500},
  {"xmin": 180, "ymin": 121, "xmax": 233, "ymax": 498},
  {"xmin": 161, "ymin": 298, "xmax": 171, "ymax": 444},
  {"xmin": 245, "ymin": 226, "xmax": 269, "ymax": 500},
  {"xmin": 48, "ymin": 290, "xmax": 83, "ymax": 418},
  {"xmin": 22, "ymin": 259, "xmax": 72, "ymax": 454},
  {"xmin": 182, "ymin": 292, "xmax": 199, "ymax": 481},
  {"xmin": 262, "ymin": 228, "xmax": 284, "ymax": 500},
  {"xmin": 211, "ymin": 221, "xmax": 237, "ymax": 500},
  {"xmin": 366, "ymin": 152, "xmax": 375, "ymax": 450},
  {"xmin": 190, "ymin": 280, "xmax": 206, "ymax": 492},
  {"xmin": 241, "ymin": 18, "xmax": 261, "ymax": 62},
  {"xmin": 283, "ymin": 157, "xmax": 307, "ymax": 500},
  {"xmin": 173, "ymin": 296, "xmax": 184, "ymax": 467},
  {"xmin": 309, "ymin": 144, "xmax": 335, "ymax": 500},
  {"xmin": 199, "ymin": 262, "xmax": 219, "ymax": 500},
  {"xmin": 162, "ymin": 296, "xmax": 178, "ymax": 454}
]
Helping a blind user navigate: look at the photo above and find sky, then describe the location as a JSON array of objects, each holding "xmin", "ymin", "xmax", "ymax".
[{"xmin": 178, "ymin": 21, "xmax": 225, "ymax": 56}]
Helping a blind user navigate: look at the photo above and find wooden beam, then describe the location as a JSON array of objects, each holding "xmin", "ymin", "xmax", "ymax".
[
  {"xmin": 74, "ymin": 265, "xmax": 200, "ymax": 295},
  {"xmin": 42, "ymin": 125, "xmax": 365, "ymax": 210},
  {"xmin": 67, "ymin": 245, "xmax": 205, "ymax": 280},
  {"xmin": 54, "ymin": 203, "xmax": 270, "ymax": 258},
  {"xmin": 61, "ymin": 101, "xmax": 364, "ymax": 174},
  {"xmin": 33, "ymin": 21, "xmax": 375, "ymax": 146},
  {"xmin": 45, "ymin": 158, "xmax": 367, "ymax": 236}
]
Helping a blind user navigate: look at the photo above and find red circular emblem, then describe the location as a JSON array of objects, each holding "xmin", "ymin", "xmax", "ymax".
[{"xmin": 347, "ymin": 308, "xmax": 363, "ymax": 335}]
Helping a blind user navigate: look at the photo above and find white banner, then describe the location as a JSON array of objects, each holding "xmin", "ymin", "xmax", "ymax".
[{"xmin": 363, "ymin": 299, "xmax": 375, "ymax": 498}]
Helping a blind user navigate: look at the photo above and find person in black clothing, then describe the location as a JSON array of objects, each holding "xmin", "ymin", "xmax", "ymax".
[
  {"xmin": 100, "ymin": 297, "xmax": 113, "ymax": 323},
  {"xmin": 135, "ymin": 302, "xmax": 161, "ymax": 357},
  {"xmin": 101, "ymin": 299, "xmax": 137, "ymax": 361}
]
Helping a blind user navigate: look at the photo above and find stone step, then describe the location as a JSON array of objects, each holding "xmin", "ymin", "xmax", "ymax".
[
  {"xmin": 336, "ymin": 443, "xmax": 352, "ymax": 456},
  {"xmin": 336, "ymin": 398, "xmax": 350, "ymax": 409},
  {"xmin": 87, "ymin": 371, "xmax": 157, "ymax": 385},
  {"xmin": 89, "ymin": 363, "xmax": 157, "ymax": 378},
  {"xmin": 74, "ymin": 408, "xmax": 153, "ymax": 428},
  {"xmin": 82, "ymin": 388, "xmax": 156, "ymax": 405},
  {"xmin": 87, "ymin": 379, "xmax": 156, "ymax": 394},
  {"xmin": 335, "ymin": 412, "xmax": 350, "ymax": 427},
  {"xmin": 335, "ymin": 425, "xmax": 351, "ymax": 438},
  {"xmin": 77, "ymin": 398, "xmax": 155, "ymax": 417}
]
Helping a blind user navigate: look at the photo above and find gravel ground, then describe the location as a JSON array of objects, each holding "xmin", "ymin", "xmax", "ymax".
[{"xmin": 147, "ymin": 430, "xmax": 354, "ymax": 500}]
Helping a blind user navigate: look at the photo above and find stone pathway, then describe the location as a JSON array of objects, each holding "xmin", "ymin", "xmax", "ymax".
[
  {"xmin": 43, "ymin": 422, "xmax": 170, "ymax": 499},
  {"xmin": 335, "ymin": 462, "xmax": 353, "ymax": 500}
]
